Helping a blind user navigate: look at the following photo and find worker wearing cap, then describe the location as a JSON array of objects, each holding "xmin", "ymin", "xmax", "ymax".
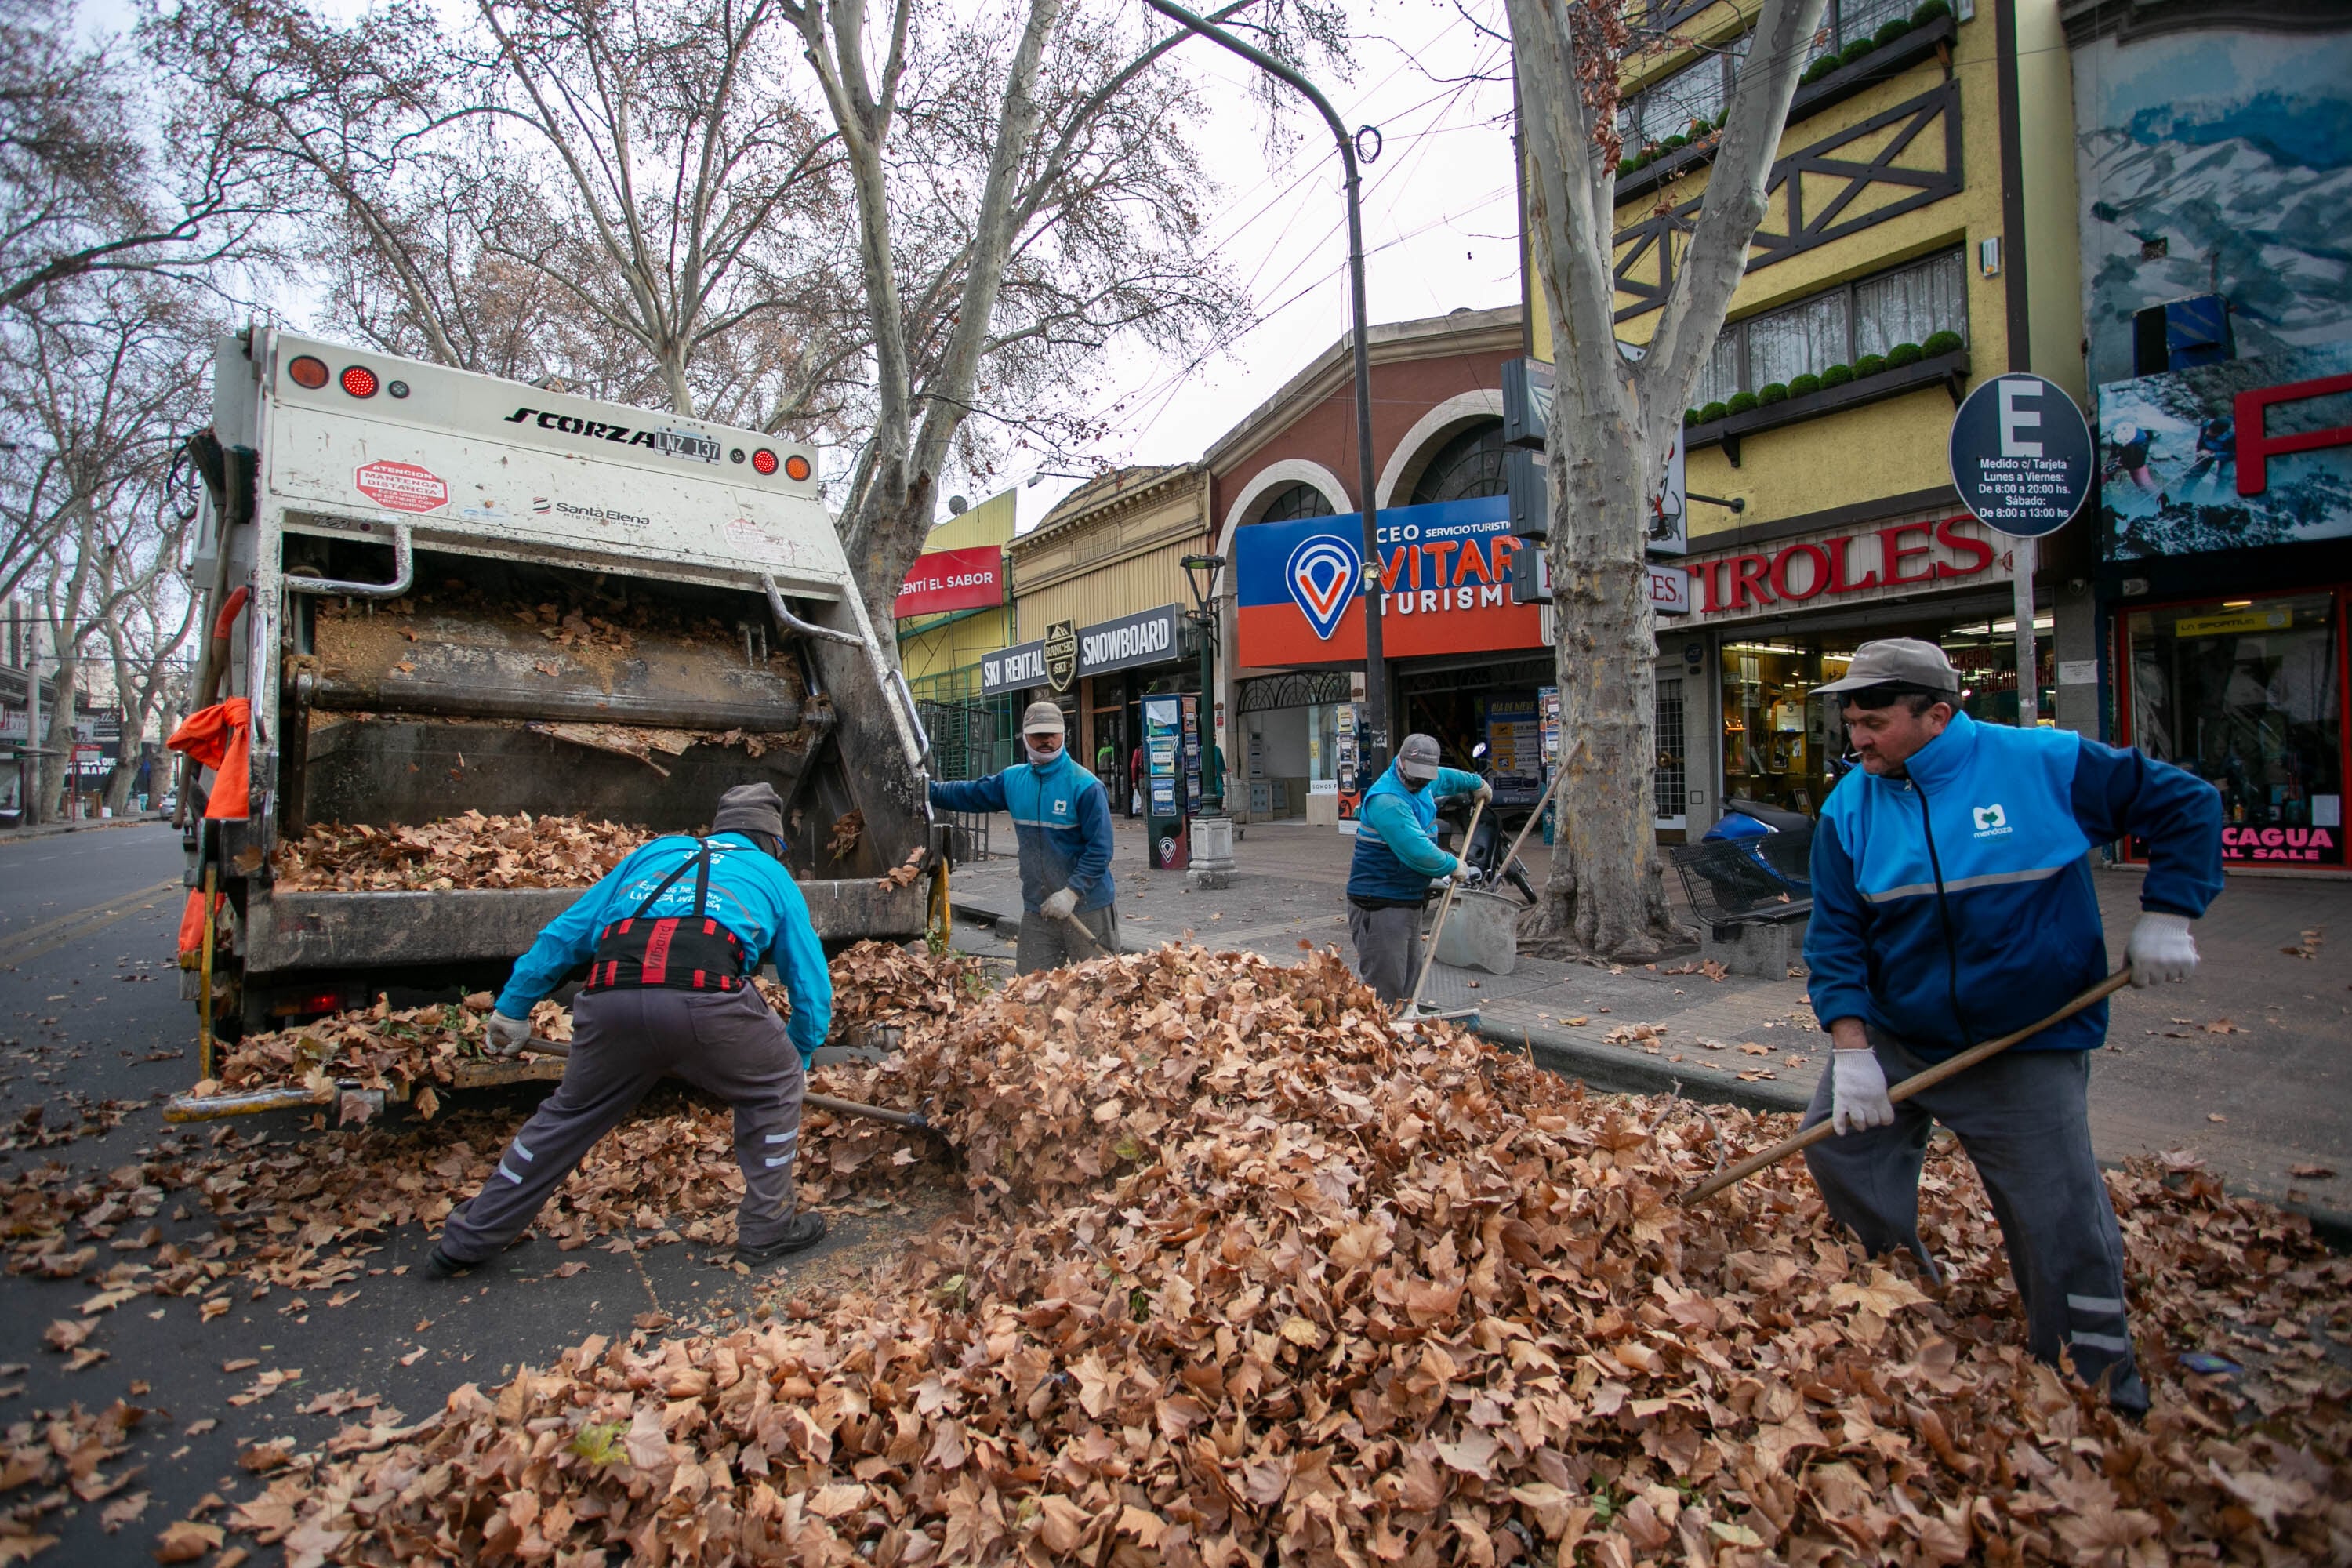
[
  {"xmin": 1346, "ymin": 733, "xmax": 1490, "ymax": 1004},
  {"xmin": 1802, "ymin": 637, "xmax": 2222, "ymax": 1415},
  {"xmin": 929, "ymin": 701, "xmax": 1115, "ymax": 971},
  {"xmin": 429, "ymin": 782, "xmax": 833, "ymax": 1276}
]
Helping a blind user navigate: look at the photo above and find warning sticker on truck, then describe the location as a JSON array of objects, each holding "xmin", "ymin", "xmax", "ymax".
[{"xmin": 354, "ymin": 460, "xmax": 449, "ymax": 513}]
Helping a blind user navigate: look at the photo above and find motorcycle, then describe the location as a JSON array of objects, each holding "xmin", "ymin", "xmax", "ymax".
[
  {"xmin": 1693, "ymin": 795, "xmax": 1813, "ymax": 911},
  {"xmin": 1433, "ymin": 742, "xmax": 1540, "ymax": 905}
]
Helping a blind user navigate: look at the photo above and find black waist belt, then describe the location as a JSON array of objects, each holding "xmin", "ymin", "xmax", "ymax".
[{"xmin": 583, "ymin": 840, "xmax": 750, "ymax": 993}]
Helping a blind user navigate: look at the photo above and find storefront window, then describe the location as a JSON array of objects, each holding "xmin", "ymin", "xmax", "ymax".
[
  {"xmin": 2125, "ymin": 593, "xmax": 2343, "ymax": 867},
  {"xmin": 1719, "ymin": 615, "xmax": 2055, "ymax": 816}
]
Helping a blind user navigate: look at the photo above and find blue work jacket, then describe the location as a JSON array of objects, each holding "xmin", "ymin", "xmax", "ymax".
[
  {"xmin": 930, "ymin": 750, "xmax": 1115, "ymax": 914},
  {"xmin": 1347, "ymin": 761, "xmax": 1483, "ymax": 904}
]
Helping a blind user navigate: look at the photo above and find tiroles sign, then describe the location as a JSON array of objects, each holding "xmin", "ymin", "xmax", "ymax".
[
  {"xmin": 893, "ymin": 546, "xmax": 1005, "ymax": 619},
  {"xmin": 1236, "ymin": 496, "xmax": 1543, "ymax": 666},
  {"xmin": 978, "ymin": 604, "xmax": 1185, "ymax": 696},
  {"xmin": 1680, "ymin": 514, "xmax": 2009, "ymax": 622}
]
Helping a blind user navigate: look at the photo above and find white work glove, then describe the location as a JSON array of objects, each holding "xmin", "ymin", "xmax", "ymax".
[
  {"xmin": 1830, "ymin": 1047, "xmax": 1896, "ymax": 1136},
  {"xmin": 1039, "ymin": 887, "xmax": 1079, "ymax": 920},
  {"xmin": 485, "ymin": 1011, "xmax": 532, "ymax": 1057},
  {"xmin": 2127, "ymin": 911, "xmax": 2198, "ymax": 986},
  {"xmin": 1472, "ymin": 779, "xmax": 1494, "ymax": 804},
  {"xmin": 1446, "ymin": 860, "xmax": 1471, "ymax": 884}
]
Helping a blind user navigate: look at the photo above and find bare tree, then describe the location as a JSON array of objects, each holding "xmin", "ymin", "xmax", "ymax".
[
  {"xmin": 1505, "ymin": 0, "xmax": 1826, "ymax": 958},
  {"xmin": 789, "ymin": 0, "xmax": 1270, "ymax": 648},
  {"xmin": 0, "ymin": 0, "xmax": 270, "ymax": 314}
]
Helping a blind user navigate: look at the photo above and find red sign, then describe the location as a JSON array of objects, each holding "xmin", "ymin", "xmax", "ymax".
[
  {"xmin": 354, "ymin": 460, "xmax": 448, "ymax": 514},
  {"xmin": 894, "ymin": 546, "xmax": 1004, "ymax": 619},
  {"xmin": 2235, "ymin": 371, "xmax": 2352, "ymax": 495},
  {"xmin": 1683, "ymin": 516, "xmax": 1999, "ymax": 619}
]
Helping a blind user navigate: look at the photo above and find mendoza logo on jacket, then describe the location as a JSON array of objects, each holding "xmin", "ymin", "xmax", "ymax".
[{"xmin": 1973, "ymin": 803, "xmax": 2010, "ymax": 837}]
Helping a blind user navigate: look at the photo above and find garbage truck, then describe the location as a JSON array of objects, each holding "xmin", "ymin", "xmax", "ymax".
[{"xmin": 170, "ymin": 328, "xmax": 939, "ymax": 1100}]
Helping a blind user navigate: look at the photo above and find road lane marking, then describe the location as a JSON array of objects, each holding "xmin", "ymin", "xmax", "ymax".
[{"xmin": 0, "ymin": 879, "xmax": 182, "ymax": 965}]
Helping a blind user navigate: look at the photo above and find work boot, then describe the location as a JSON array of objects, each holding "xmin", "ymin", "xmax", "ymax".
[
  {"xmin": 424, "ymin": 1244, "xmax": 473, "ymax": 1279},
  {"xmin": 735, "ymin": 1211, "xmax": 827, "ymax": 1268}
]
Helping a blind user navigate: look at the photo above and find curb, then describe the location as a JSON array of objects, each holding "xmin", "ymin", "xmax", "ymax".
[
  {"xmin": 0, "ymin": 815, "xmax": 169, "ymax": 842},
  {"xmin": 1476, "ymin": 1017, "xmax": 1816, "ymax": 1115}
]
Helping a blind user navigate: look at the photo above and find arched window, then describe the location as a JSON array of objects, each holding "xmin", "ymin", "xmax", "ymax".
[
  {"xmin": 1407, "ymin": 420, "xmax": 1508, "ymax": 506},
  {"xmin": 1255, "ymin": 481, "xmax": 1335, "ymax": 523}
]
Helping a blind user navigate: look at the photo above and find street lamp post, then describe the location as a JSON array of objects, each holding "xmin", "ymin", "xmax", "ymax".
[
  {"xmin": 1179, "ymin": 551, "xmax": 1235, "ymax": 887},
  {"xmin": 1138, "ymin": 0, "xmax": 1389, "ymax": 779}
]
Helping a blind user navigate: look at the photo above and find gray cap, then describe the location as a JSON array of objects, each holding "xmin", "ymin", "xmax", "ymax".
[
  {"xmin": 711, "ymin": 782, "xmax": 786, "ymax": 842},
  {"xmin": 1020, "ymin": 701, "xmax": 1065, "ymax": 737},
  {"xmin": 1812, "ymin": 637, "xmax": 1962, "ymax": 697},
  {"xmin": 1396, "ymin": 732, "xmax": 1443, "ymax": 782}
]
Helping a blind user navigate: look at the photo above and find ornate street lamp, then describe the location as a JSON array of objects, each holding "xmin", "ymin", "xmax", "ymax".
[{"xmin": 1180, "ymin": 552, "xmax": 1225, "ymax": 818}]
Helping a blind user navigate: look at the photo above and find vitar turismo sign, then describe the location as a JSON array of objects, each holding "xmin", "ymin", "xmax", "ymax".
[
  {"xmin": 892, "ymin": 546, "xmax": 1004, "ymax": 619},
  {"xmin": 1235, "ymin": 496, "xmax": 1543, "ymax": 666}
]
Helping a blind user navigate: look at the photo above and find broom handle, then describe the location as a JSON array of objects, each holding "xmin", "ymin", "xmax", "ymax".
[
  {"xmin": 1402, "ymin": 795, "xmax": 1485, "ymax": 1014},
  {"xmin": 1677, "ymin": 968, "xmax": 2131, "ymax": 1205},
  {"xmin": 514, "ymin": 1036, "xmax": 927, "ymax": 1127},
  {"xmin": 1495, "ymin": 754, "xmax": 1570, "ymax": 887}
]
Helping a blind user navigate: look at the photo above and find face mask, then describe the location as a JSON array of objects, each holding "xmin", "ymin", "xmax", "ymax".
[{"xmin": 1025, "ymin": 741, "xmax": 1062, "ymax": 768}]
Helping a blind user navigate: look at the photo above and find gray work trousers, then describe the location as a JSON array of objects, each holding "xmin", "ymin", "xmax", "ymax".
[
  {"xmin": 1348, "ymin": 902, "xmax": 1422, "ymax": 1004},
  {"xmin": 439, "ymin": 983, "xmax": 804, "ymax": 1263},
  {"xmin": 1801, "ymin": 1028, "xmax": 2147, "ymax": 1410},
  {"xmin": 1014, "ymin": 905, "xmax": 1118, "ymax": 973}
]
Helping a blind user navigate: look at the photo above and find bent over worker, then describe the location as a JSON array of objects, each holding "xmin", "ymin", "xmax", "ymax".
[
  {"xmin": 430, "ymin": 782, "xmax": 832, "ymax": 1276},
  {"xmin": 1802, "ymin": 638, "xmax": 2221, "ymax": 1415},
  {"xmin": 929, "ymin": 701, "xmax": 1115, "ymax": 971},
  {"xmin": 1346, "ymin": 733, "xmax": 1490, "ymax": 1004}
]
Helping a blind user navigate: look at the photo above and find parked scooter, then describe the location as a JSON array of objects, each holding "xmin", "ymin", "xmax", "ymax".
[
  {"xmin": 1693, "ymin": 796, "xmax": 1814, "ymax": 911},
  {"xmin": 1434, "ymin": 743, "xmax": 1540, "ymax": 905}
]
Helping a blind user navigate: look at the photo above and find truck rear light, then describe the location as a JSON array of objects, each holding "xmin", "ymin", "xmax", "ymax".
[
  {"xmin": 270, "ymin": 989, "xmax": 350, "ymax": 1018},
  {"xmin": 751, "ymin": 448, "xmax": 779, "ymax": 475},
  {"xmin": 340, "ymin": 365, "xmax": 379, "ymax": 397},
  {"xmin": 289, "ymin": 355, "xmax": 329, "ymax": 389},
  {"xmin": 784, "ymin": 454, "xmax": 811, "ymax": 481}
]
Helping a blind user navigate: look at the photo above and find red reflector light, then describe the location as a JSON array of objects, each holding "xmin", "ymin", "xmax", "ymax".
[
  {"xmin": 751, "ymin": 448, "xmax": 779, "ymax": 475},
  {"xmin": 289, "ymin": 355, "xmax": 328, "ymax": 389},
  {"xmin": 783, "ymin": 454, "xmax": 811, "ymax": 481},
  {"xmin": 270, "ymin": 989, "xmax": 348, "ymax": 1017},
  {"xmin": 340, "ymin": 365, "xmax": 379, "ymax": 397}
]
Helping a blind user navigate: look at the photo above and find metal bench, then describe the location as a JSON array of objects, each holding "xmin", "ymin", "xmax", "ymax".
[{"xmin": 1668, "ymin": 839, "xmax": 1813, "ymax": 940}]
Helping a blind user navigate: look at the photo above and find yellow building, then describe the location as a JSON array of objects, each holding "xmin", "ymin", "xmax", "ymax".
[
  {"xmin": 896, "ymin": 489, "xmax": 1018, "ymax": 779},
  {"xmin": 1530, "ymin": 0, "xmax": 2085, "ymax": 828}
]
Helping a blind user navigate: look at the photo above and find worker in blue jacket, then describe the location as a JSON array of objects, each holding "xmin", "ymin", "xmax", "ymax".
[
  {"xmin": 1802, "ymin": 638, "xmax": 2222, "ymax": 1416},
  {"xmin": 1346, "ymin": 732, "xmax": 1490, "ymax": 1004},
  {"xmin": 430, "ymin": 782, "xmax": 833, "ymax": 1276},
  {"xmin": 930, "ymin": 701, "xmax": 1116, "ymax": 971}
]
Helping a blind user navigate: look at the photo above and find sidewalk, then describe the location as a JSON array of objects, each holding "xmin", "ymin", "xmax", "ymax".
[{"xmin": 942, "ymin": 812, "xmax": 2351, "ymax": 1225}]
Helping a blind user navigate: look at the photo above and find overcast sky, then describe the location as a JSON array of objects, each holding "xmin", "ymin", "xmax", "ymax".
[{"xmin": 1020, "ymin": 0, "xmax": 1522, "ymax": 528}]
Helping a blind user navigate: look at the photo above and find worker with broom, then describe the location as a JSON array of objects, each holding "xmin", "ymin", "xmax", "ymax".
[
  {"xmin": 1346, "ymin": 733, "xmax": 1490, "ymax": 1004},
  {"xmin": 928, "ymin": 700, "xmax": 1116, "ymax": 971},
  {"xmin": 428, "ymin": 782, "xmax": 833, "ymax": 1276},
  {"xmin": 1802, "ymin": 638, "xmax": 2221, "ymax": 1416}
]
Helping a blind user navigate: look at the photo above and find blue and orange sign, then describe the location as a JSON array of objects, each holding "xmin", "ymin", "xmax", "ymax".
[{"xmin": 1235, "ymin": 496, "xmax": 1543, "ymax": 667}]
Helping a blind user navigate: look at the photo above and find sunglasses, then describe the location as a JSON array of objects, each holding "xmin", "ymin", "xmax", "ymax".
[{"xmin": 1842, "ymin": 683, "xmax": 1955, "ymax": 710}]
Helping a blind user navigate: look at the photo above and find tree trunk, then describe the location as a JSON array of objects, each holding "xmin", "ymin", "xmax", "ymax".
[{"xmin": 42, "ymin": 648, "xmax": 80, "ymax": 820}]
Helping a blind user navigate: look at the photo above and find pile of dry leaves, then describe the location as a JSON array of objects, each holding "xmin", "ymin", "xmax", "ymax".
[
  {"xmin": 272, "ymin": 811, "xmax": 654, "ymax": 892},
  {"xmin": 216, "ymin": 946, "xmax": 2346, "ymax": 1567},
  {"xmin": 212, "ymin": 994, "xmax": 573, "ymax": 1104},
  {"xmin": 822, "ymin": 940, "xmax": 982, "ymax": 1038}
]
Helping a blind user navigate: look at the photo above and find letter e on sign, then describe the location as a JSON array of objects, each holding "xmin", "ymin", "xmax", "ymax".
[{"xmin": 1949, "ymin": 372, "xmax": 2092, "ymax": 539}]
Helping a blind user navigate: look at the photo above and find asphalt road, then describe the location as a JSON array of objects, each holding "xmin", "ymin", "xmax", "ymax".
[{"xmin": 0, "ymin": 826, "xmax": 931, "ymax": 1564}]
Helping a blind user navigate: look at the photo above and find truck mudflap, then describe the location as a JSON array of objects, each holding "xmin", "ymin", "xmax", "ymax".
[{"xmin": 243, "ymin": 877, "xmax": 927, "ymax": 973}]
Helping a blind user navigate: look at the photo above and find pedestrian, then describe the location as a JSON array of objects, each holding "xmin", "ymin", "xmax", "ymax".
[
  {"xmin": 1802, "ymin": 638, "xmax": 2222, "ymax": 1417},
  {"xmin": 1345, "ymin": 732, "xmax": 1490, "ymax": 1004},
  {"xmin": 1129, "ymin": 740, "xmax": 1145, "ymax": 818},
  {"xmin": 931, "ymin": 700, "xmax": 1116, "ymax": 971},
  {"xmin": 1095, "ymin": 737, "xmax": 1118, "ymax": 795},
  {"xmin": 429, "ymin": 782, "xmax": 833, "ymax": 1276}
]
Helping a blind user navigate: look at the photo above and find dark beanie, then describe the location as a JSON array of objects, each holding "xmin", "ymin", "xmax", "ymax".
[{"xmin": 711, "ymin": 782, "xmax": 786, "ymax": 844}]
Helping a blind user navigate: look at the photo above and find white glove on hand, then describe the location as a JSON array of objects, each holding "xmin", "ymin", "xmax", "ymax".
[
  {"xmin": 1446, "ymin": 859, "xmax": 1472, "ymax": 884},
  {"xmin": 1472, "ymin": 779, "xmax": 1494, "ymax": 804},
  {"xmin": 485, "ymin": 1011, "xmax": 533, "ymax": 1058},
  {"xmin": 1040, "ymin": 887, "xmax": 1079, "ymax": 920},
  {"xmin": 1830, "ymin": 1047, "xmax": 1896, "ymax": 1135},
  {"xmin": 2127, "ymin": 911, "xmax": 2198, "ymax": 986}
]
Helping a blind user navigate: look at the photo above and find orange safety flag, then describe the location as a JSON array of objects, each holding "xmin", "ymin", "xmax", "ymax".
[
  {"xmin": 178, "ymin": 888, "xmax": 227, "ymax": 960},
  {"xmin": 166, "ymin": 697, "xmax": 252, "ymax": 820}
]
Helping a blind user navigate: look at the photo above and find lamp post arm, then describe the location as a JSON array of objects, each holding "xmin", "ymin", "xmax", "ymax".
[{"xmin": 1135, "ymin": 0, "xmax": 1388, "ymax": 773}]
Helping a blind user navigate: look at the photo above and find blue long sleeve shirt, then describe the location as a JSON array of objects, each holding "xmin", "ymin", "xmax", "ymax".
[
  {"xmin": 1805, "ymin": 713, "xmax": 2223, "ymax": 1059},
  {"xmin": 495, "ymin": 832, "xmax": 833, "ymax": 1056},
  {"xmin": 1347, "ymin": 763, "xmax": 1485, "ymax": 902},
  {"xmin": 929, "ymin": 750, "xmax": 1115, "ymax": 913}
]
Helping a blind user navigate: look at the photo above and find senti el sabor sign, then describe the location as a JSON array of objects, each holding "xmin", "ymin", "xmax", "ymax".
[
  {"xmin": 981, "ymin": 604, "xmax": 1184, "ymax": 696},
  {"xmin": 1681, "ymin": 514, "xmax": 2013, "ymax": 625}
]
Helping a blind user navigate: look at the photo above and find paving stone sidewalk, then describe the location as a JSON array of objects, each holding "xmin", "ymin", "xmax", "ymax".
[{"xmin": 940, "ymin": 812, "xmax": 2351, "ymax": 1226}]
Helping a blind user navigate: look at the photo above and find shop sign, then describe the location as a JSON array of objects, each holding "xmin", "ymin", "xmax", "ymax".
[
  {"xmin": 1236, "ymin": 496, "xmax": 1542, "ymax": 666},
  {"xmin": 2218, "ymin": 824, "xmax": 2340, "ymax": 867},
  {"xmin": 1682, "ymin": 514, "xmax": 2007, "ymax": 625},
  {"xmin": 2100, "ymin": 336, "xmax": 2352, "ymax": 562},
  {"xmin": 1044, "ymin": 619, "xmax": 1078, "ymax": 694},
  {"xmin": 1948, "ymin": 374, "xmax": 2093, "ymax": 538},
  {"xmin": 979, "ymin": 639, "xmax": 1047, "ymax": 695},
  {"xmin": 0, "ymin": 709, "xmax": 24, "ymax": 742},
  {"xmin": 1076, "ymin": 605, "xmax": 1179, "ymax": 677},
  {"xmin": 892, "ymin": 545, "xmax": 1004, "ymax": 619}
]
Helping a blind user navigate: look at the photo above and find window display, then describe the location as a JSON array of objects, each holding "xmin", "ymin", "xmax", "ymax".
[{"xmin": 2124, "ymin": 593, "xmax": 2343, "ymax": 867}]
